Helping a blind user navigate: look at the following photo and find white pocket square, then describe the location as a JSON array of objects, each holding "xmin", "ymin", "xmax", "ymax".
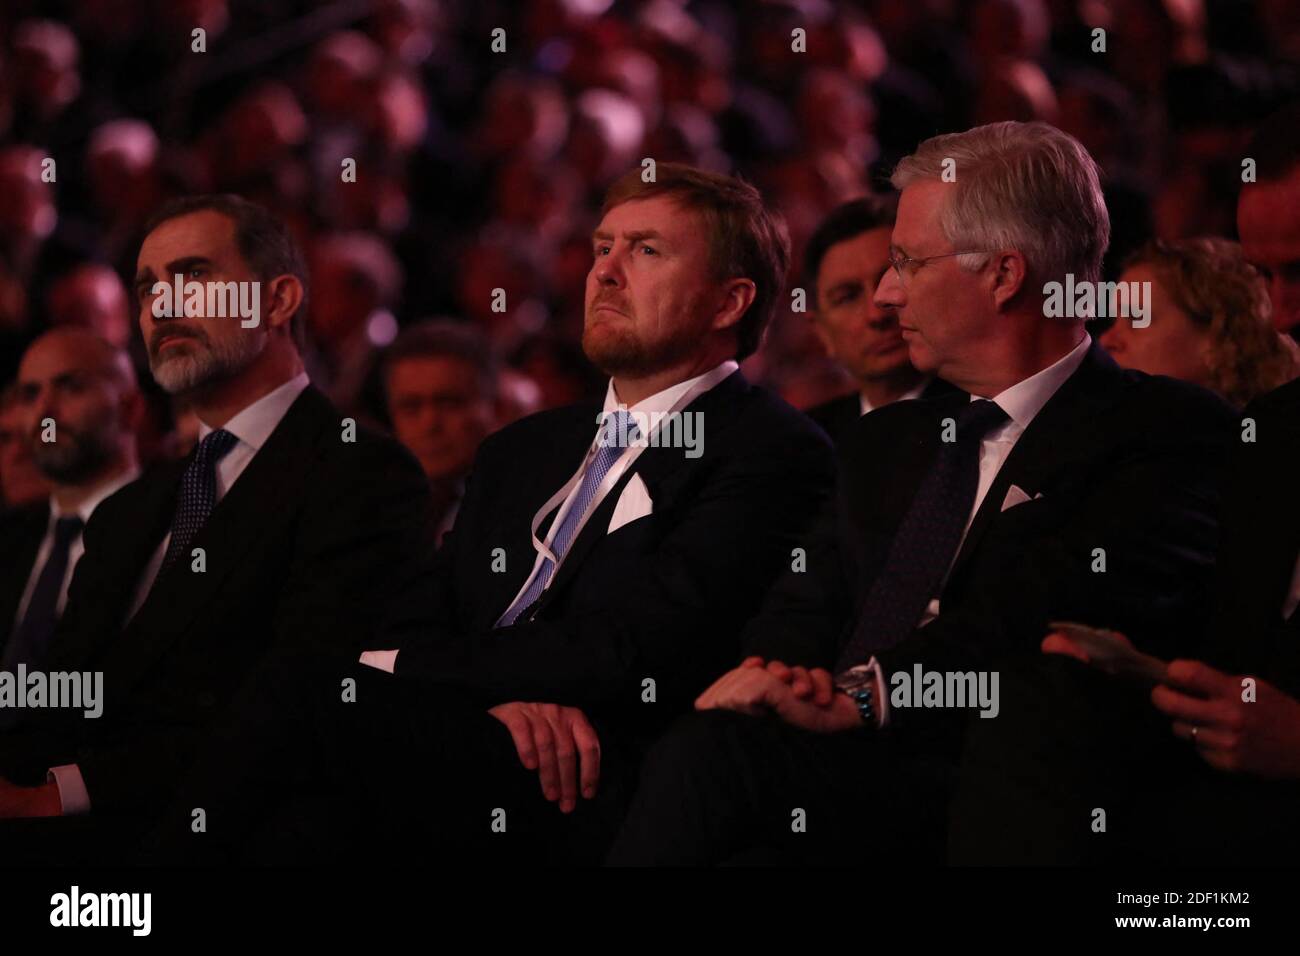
[
  {"xmin": 608, "ymin": 473, "xmax": 654, "ymax": 533},
  {"xmin": 1000, "ymin": 484, "xmax": 1042, "ymax": 512}
]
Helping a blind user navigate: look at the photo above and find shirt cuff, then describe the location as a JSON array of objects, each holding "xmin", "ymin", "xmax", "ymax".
[
  {"xmin": 47, "ymin": 764, "xmax": 91, "ymax": 815},
  {"xmin": 866, "ymin": 656, "xmax": 889, "ymax": 728},
  {"xmin": 359, "ymin": 649, "xmax": 399, "ymax": 674}
]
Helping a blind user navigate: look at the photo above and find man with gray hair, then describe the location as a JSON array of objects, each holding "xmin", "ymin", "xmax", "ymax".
[{"xmin": 610, "ymin": 121, "xmax": 1237, "ymax": 865}]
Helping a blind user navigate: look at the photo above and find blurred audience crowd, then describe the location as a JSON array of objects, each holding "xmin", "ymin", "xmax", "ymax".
[{"xmin": 1, "ymin": 0, "xmax": 1298, "ymax": 500}]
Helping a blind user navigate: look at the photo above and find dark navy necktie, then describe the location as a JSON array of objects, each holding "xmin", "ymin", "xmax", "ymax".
[
  {"xmin": 160, "ymin": 428, "xmax": 239, "ymax": 576},
  {"xmin": 2, "ymin": 514, "xmax": 84, "ymax": 675},
  {"xmin": 836, "ymin": 399, "xmax": 1009, "ymax": 671}
]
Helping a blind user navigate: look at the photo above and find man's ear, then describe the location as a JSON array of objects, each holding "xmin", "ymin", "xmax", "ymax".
[
  {"xmin": 264, "ymin": 274, "xmax": 305, "ymax": 332},
  {"xmin": 712, "ymin": 277, "xmax": 757, "ymax": 334},
  {"xmin": 989, "ymin": 250, "xmax": 1028, "ymax": 310}
]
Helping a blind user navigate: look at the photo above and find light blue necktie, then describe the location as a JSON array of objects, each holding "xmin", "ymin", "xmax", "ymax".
[{"xmin": 498, "ymin": 410, "xmax": 638, "ymax": 626}]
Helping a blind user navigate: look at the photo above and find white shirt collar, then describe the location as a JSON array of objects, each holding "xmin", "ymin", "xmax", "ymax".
[
  {"xmin": 49, "ymin": 465, "xmax": 141, "ymax": 524},
  {"xmin": 860, "ymin": 376, "xmax": 933, "ymax": 416},
  {"xmin": 601, "ymin": 361, "xmax": 739, "ymax": 418},
  {"xmin": 978, "ymin": 334, "xmax": 1091, "ymax": 431},
  {"xmin": 197, "ymin": 371, "xmax": 311, "ymax": 452}
]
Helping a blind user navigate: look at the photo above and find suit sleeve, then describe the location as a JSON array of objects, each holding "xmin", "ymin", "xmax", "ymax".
[
  {"xmin": 266, "ymin": 434, "xmax": 435, "ymax": 661},
  {"xmin": 736, "ymin": 481, "xmax": 852, "ymax": 669},
  {"xmin": 392, "ymin": 420, "xmax": 835, "ymax": 717}
]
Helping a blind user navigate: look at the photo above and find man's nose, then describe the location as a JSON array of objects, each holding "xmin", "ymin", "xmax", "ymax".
[
  {"xmin": 873, "ymin": 267, "xmax": 905, "ymax": 310},
  {"xmin": 592, "ymin": 251, "xmax": 626, "ymax": 287}
]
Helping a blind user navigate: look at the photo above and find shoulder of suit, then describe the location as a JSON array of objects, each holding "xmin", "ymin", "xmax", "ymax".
[
  {"xmin": 1116, "ymin": 369, "xmax": 1238, "ymax": 430},
  {"xmin": 709, "ymin": 379, "xmax": 834, "ymax": 457},
  {"xmin": 806, "ymin": 392, "xmax": 857, "ymax": 421},
  {"xmin": 1241, "ymin": 375, "xmax": 1300, "ymax": 425},
  {"xmin": 476, "ymin": 403, "xmax": 601, "ymax": 460},
  {"xmin": 0, "ymin": 500, "xmax": 48, "ymax": 533}
]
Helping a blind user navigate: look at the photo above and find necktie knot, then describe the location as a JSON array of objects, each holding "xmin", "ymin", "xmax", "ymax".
[
  {"xmin": 956, "ymin": 399, "xmax": 1009, "ymax": 440},
  {"xmin": 195, "ymin": 428, "xmax": 239, "ymax": 465},
  {"xmin": 52, "ymin": 514, "xmax": 84, "ymax": 544},
  {"xmin": 597, "ymin": 409, "xmax": 640, "ymax": 450}
]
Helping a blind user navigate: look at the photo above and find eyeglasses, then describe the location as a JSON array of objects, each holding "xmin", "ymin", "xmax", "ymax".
[{"xmin": 886, "ymin": 249, "xmax": 988, "ymax": 284}]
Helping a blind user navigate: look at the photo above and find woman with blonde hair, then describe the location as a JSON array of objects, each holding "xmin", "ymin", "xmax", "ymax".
[{"xmin": 1101, "ymin": 237, "xmax": 1300, "ymax": 408}]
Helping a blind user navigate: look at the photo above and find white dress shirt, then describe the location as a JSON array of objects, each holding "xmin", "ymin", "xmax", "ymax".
[
  {"xmin": 11, "ymin": 467, "xmax": 140, "ymax": 633},
  {"xmin": 358, "ymin": 361, "xmax": 740, "ymax": 677},
  {"xmin": 868, "ymin": 334, "xmax": 1092, "ymax": 725},
  {"xmin": 50, "ymin": 371, "xmax": 311, "ymax": 815}
]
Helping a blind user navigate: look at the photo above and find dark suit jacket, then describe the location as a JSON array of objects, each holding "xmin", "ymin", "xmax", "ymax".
[
  {"xmin": 1209, "ymin": 377, "xmax": 1300, "ymax": 696},
  {"xmin": 388, "ymin": 370, "xmax": 836, "ymax": 744},
  {"xmin": 0, "ymin": 386, "xmax": 433, "ymax": 814},
  {"xmin": 745, "ymin": 343, "xmax": 1237, "ymax": 738},
  {"xmin": 0, "ymin": 502, "xmax": 49, "ymax": 657},
  {"xmin": 805, "ymin": 378, "xmax": 960, "ymax": 445}
]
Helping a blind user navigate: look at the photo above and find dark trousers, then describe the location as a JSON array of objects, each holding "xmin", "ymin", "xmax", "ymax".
[
  {"xmin": 949, "ymin": 656, "xmax": 1300, "ymax": 866},
  {"xmin": 141, "ymin": 658, "xmax": 635, "ymax": 866},
  {"xmin": 607, "ymin": 709, "xmax": 954, "ymax": 866}
]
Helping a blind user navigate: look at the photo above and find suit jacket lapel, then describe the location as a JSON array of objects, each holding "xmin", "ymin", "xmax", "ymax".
[
  {"xmin": 101, "ymin": 388, "xmax": 330, "ymax": 695},
  {"xmin": 0, "ymin": 503, "xmax": 51, "ymax": 648},
  {"xmin": 947, "ymin": 344, "xmax": 1120, "ymax": 583},
  {"xmin": 533, "ymin": 371, "xmax": 749, "ymax": 614},
  {"xmin": 483, "ymin": 403, "xmax": 602, "ymax": 618},
  {"xmin": 47, "ymin": 466, "xmax": 180, "ymax": 673}
]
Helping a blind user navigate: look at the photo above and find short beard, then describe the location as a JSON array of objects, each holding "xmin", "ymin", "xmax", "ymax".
[
  {"xmin": 30, "ymin": 417, "xmax": 117, "ymax": 484},
  {"xmin": 149, "ymin": 325, "xmax": 267, "ymax": 395},
  {"xmin": 582, "ymin": 318, "xmax": 699, "ymax": 379}
]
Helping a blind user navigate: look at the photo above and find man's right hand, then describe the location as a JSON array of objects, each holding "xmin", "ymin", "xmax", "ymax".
[
  {"xmin": 739, "ymin": 656, "xmax": 836, "ymax": 706},
  {"xmin": 488, "ymin": 702, "xmax": 600, "ymax": 814}
]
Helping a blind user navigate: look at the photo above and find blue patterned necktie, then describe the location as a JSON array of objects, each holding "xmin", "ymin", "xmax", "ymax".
[
  {"xmin": 160, "ymin": 428, "xmax": 239, "ymax": 576},
  {"xmin": 835, "ymin": 399, "xmax": 1009, "ymax": 671},
  {"xmin": 499, "ymin": 410, "xmax": 639, "ymax": 626}
]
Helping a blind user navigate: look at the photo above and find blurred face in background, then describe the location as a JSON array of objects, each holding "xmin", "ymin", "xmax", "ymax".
[
  {"xmin": 812, "ymin": 225, "xmax": 916, "ymax": 385},
  {"xmin": 0, "ymin": 398, "xmax": 51, "ymax": 506},
  {"xmin": 14, "ymin": 331, "xmax": 137, "ymax": 484},
  {"xmin": 46, "ymin": 264, "xmax": 132, "ymax": 348},
  {"xmin": 1100, "ymin": 263, "xmax": 1213, "ymax": 388},
  {"xmin": 385, "ymin": 354, "xmax": 495, "ymax": 483},
  {"xmin": 1238, "ymin": 168, "xmax": 1300, "ymax": 335}
]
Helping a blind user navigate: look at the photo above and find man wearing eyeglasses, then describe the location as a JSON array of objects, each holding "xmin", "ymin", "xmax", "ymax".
[{"xmin": 609, "ymin": 121, "xmax": 1237, "ymax": 866}]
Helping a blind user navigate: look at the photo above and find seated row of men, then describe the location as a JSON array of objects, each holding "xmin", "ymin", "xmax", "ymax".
[{"xmin": 1, "ymin": 109, "xmax": 1298, "ymax": 865}]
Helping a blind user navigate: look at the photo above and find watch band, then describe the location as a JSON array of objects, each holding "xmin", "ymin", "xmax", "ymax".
[{"xmin": 844, "ymin": 683, "xmax": 875, "ymax": 726}]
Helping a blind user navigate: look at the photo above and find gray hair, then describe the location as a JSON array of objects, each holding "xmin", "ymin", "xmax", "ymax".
[{"xmin": 891, "ymin": 121, "xmax": 1110, "ymax": 288}]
